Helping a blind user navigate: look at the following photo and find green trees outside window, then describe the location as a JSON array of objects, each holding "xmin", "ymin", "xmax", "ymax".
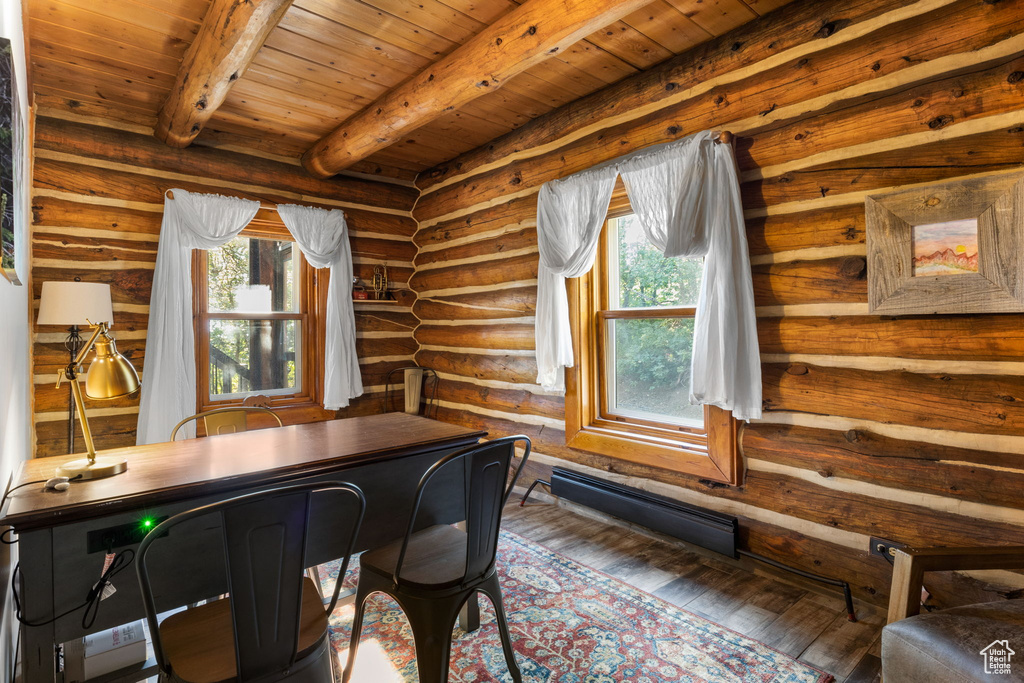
[
  {"xmin": 605, "ymin": 214, "xmax": 704, "ymax": 425},
  {"xmin": 205, "ymin": 236, "xmax": 301, "ymax": 399}
]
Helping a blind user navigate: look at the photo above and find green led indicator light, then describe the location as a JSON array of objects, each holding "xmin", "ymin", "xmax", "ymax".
[{"xmin": 141, "ymin": 519, "xmax": 154, "ymax": 529}]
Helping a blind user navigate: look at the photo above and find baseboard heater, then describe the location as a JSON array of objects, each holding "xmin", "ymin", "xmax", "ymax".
[{"xmin": 520, "ymin": 467, "xmax": 856, "ymax": 621}]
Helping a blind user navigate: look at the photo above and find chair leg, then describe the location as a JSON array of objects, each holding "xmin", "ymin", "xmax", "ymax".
[
  {"xmin": 480, "ymin": 574, "xmax": 522, "ymax": 683},
  {"xmin": 341, "ymin": 586, "xmax": 370, "ymax": 683},
  {"xmin": 400, "ymin": 594, "xmax": 462, "ymax": 683}
]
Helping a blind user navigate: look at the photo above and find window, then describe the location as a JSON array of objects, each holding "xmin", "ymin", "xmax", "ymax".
[
  {"xmin": 193, "ymin": 222, "xmax": 324, "ymax": 413},
  {"xmin": 601, "ymin": 213, "xmax": 705, "ymax": 426},
  {"xmin": 565, "ymin": 195, "xmax": 741, "ymax": 485}
]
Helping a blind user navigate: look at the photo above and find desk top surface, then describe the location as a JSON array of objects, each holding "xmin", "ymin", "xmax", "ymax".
[{"xmin": 2, "ymin": 413, "xmax": 485, "ymax": 530}]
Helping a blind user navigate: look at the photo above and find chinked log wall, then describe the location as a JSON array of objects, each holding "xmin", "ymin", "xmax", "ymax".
[
  {"xmin": 30, "ymin": 114, "xmax": 420, "ymax": 457},
  {"xmin": 410, "ymin": 0, "xmax": 1024, "ymax": 608}
]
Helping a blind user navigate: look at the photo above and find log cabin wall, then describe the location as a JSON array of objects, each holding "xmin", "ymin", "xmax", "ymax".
[
  {"xmin": 30, "ymin": 113, "xmax": 419, "ymax": 457},
  {"xmin": 410, "ymin": 0, "xmax": 1024, "ymax": 608}
]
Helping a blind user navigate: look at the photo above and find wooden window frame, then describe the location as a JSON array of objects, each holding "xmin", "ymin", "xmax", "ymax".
[
  {"xmin": 192, "ymin": 217, "xmax": 328, "ymax": 417},
  {"xmin": 564, "ymin": 193, "xmax": 743, "ymax": 485}
]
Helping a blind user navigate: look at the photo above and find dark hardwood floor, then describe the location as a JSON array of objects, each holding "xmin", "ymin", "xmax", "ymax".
[{"xmin": 502, "ymin": 498, "xmax": 885, "ymax": 683}]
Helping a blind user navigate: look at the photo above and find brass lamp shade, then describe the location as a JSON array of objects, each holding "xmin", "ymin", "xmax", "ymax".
[{"xmin": 85, "ymin": 333, "xmax": 140, "ymax": 400}]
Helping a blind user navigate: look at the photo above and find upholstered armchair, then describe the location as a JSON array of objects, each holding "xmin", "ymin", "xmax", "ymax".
[{"xmin": 882, "ymin": 546, "xmax": 1024, "ymax": 682}]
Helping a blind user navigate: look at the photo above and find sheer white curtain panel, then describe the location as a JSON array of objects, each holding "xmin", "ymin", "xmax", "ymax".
[
  {"xmin": 534, "ymin": 166, "xmax": 618, "ymax": 391},
  {"xmin": 136, "ymin": 189, "xmax": 260, "ymax": 445},
  {"xmin": 619, "ymin": 132, "xmax": 760, "ymax": 420},
  {"xmin": 534, "ymin": 130, "xmax": 761, "ymax": 420},
  {"xmin": 277, "ymin": 203, "xmax": 363, "ymax": 410}
]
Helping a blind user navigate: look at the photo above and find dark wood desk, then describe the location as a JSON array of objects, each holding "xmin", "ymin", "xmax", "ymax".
[{"xmin": 2, "ymin": 413, "xmax": 485, "ymax": 682}]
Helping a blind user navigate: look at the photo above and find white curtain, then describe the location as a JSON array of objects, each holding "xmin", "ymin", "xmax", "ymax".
[
  {"xmin": 277, "ymin": 203, "xmax": 363, "ymax": 410},
  {"xmin": 617, "ymin": 135, "xmax": 713, "ymax": 257},
  {"xmin": 535, "ymin": 167, "xmax": 618, "ymax": 391},
  {"xmin": 534, "ymin": 130, "xmax": 762, "ymax": 420},
  {"xmin": 136, "ymin": 189, "xmax": 260, "ymax": 445},
  {"xmin": 619, "ymin": 132, "xmax": 760, "ymax": 420}
]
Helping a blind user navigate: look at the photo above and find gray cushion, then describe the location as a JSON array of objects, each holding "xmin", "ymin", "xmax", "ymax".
[{"xmin": 882, "ymin": 600, "xmax": 1024, "ymax": 682}]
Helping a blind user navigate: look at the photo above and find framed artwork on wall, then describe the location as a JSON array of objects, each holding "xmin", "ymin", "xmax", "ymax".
[
  {"xmin": 866, "ymin": 171, "xmax": 1024, "ymax": 315},
  {"xmin": 0, "ymin": 36, "xmax": 23, "ymax": 285}
]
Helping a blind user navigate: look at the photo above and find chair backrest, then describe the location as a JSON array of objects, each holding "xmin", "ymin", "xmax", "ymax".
[
  {"xmin": 169, "ymin": 406, "xmax": 283, "ymax": 441},
  {"xmin": 137, "ymin": 481, "xmax": 365, "ymax": 680},
  {"xmin": 393, "ymin": 435, "xmax": 530, "ymax": 587}
]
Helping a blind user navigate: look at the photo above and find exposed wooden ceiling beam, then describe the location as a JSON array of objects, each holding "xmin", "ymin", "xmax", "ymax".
[
  {"xmin": 300, "ymin": 0, "xmax": 654, "ymax": 178},
  {"xmin": 155, "ymin": 0, "xmax": 294, "ymax": 148}
]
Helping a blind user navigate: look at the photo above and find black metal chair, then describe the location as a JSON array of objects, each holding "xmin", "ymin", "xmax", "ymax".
[
  {"xmin": 342, "ymin": 435, "xmax": 531, "ymax": 683},
  {"xmin": 137, "ymin": 481, "xmax": 366, "ymax": 683}
]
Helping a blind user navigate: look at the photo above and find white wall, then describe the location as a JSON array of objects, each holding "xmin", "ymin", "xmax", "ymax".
[
  {"xmin": 1, "ymin": 0, "xmax": 32, "ymax": 474},
  {"xmin": 0, "ymin": 1, "xmax": 31, "ymax": 679}
]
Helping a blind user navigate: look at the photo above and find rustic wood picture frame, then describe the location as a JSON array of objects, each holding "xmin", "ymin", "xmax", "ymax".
[{"xmin": 866, "ymin": 171, "xmax": 1024, "ymax": 315}]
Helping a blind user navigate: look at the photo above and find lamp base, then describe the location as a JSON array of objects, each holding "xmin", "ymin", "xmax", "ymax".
[{"xmin": 56, "ymin": 457, "xmax": 128, "ymax": 481}]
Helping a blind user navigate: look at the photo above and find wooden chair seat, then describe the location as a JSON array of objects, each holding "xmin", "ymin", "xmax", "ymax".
[
  {"xmin": 361, "ymin": 524, "xmax": 468, "ymax": 590},
  {"xmin": 160, "ymin": 577, "xmax": 328, "ymax": 683}
]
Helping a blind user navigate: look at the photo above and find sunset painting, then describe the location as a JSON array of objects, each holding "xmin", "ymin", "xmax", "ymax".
[{"xmin": 912, "ymin": 218, "xmax": 979, "ymax": 277}]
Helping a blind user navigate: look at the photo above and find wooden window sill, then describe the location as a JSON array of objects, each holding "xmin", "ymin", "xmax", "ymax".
[{"xmin": 566, "ymin": 406, "xmax": 743, "ymax": 485}]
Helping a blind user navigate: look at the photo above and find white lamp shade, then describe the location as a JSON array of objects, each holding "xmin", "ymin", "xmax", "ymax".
[{"xmin": 37, "ymin": 281, "xmax": 114, "ymax": 326}]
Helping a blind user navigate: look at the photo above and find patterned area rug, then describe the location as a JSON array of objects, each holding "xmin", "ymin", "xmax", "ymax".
[{"xmin": 318, "ymin": 530, "xmax": 833, "ymax": 682}]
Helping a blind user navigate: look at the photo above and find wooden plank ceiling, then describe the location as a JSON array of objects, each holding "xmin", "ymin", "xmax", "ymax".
[{"xmin": 27, "ymin": 0, "xmax": 793, "ymax": 181}]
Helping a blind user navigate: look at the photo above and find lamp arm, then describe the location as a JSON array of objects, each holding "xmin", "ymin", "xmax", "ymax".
[
  {"xmin": 69, "ymin": 375, "xmax": 97, "ymax": 462},
  {"xmin": 59, "ymin": 321, "xmax": 105, "ymax": 464},
  {"xmin": 72, "ymin": 322, "xmax": 106, "ymax": 368}
]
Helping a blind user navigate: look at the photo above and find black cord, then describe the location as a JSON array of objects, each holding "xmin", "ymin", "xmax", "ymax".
[
  {"xmin": 0, "ymin": 479, "xmax": 48, "ymax": 510},
  {"xmin": 12, "ymin": 563, "xmax": 89, "ymax": 627},
  {"xmin": 1, "ymin": 475, "xmax": 85, "ymax": 545},
  {"xmin": 81, "ymin": 549, "xmax": 134, "ymax": 629},
  {"xmin": 4, "ymin": 471, "xmax": 93, "ymax": 671},
  {"xmin": 9, "ymin": 623, "xmax": 19, "ymax": 683},
  {"xmin": 12, "ymin": 548, "xmax": 135, "ymax": 629},
  {"xmin": 2, "ymin": 473, "xmax": 84, "ymax": 509}
]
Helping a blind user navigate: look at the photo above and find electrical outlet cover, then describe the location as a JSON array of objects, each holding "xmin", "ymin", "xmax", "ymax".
[{"xmin": 869, "ymin": 536, "xmax": 907, "ymax": 560}]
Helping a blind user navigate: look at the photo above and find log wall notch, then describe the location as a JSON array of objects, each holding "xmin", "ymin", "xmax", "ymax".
[
  {"xmin": 155, "ymin": 0, "xmax": 295, "ymax": 148},
  {"xmin": 408, "ymin": 0, "xmax": 1024, "ymax": 611},
  {"xmin": 300, "ymin": 0, "xmax": 653, "ymax": 178}
]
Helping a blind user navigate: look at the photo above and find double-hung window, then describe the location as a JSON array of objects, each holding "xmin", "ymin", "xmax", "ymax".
[
  {"xmin": 566, "ymin": 195, "xmax": 741, "ymax": 484},
  {"xmin": 193, "ymin": 220, "xmax": 322, "ymax": 413}
]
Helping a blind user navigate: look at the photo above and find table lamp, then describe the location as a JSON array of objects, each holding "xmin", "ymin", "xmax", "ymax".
[{"xmin": 37, "ymin": 281, "xmax": 141, "ymax": 480}]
